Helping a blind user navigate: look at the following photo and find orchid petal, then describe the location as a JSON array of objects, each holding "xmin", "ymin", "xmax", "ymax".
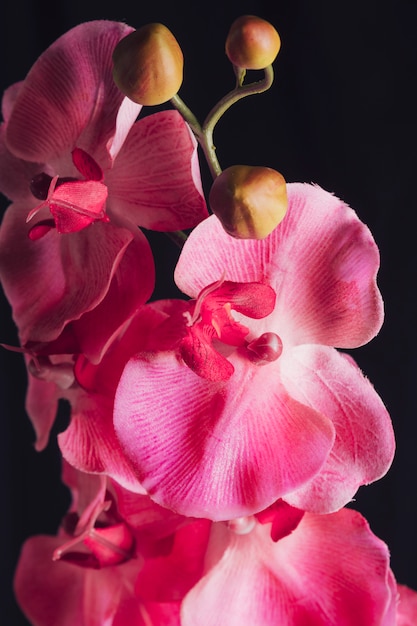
[
  {"xmin": 107, "ymin": 111, "xmax": 208, "ymax": 231},
  {"xmin": 397, "ymin": 585, "xmax": 417, "ymax": 625},
  {"xmin": 14, "ymin": 535, "xmax": 141, "ymax": 626},
  {"xmin": 175, "ymin": 184, "xmax": 383, "ymax": 348},
  {"xmin": 0, "ymin": 203, "xmax": 150, "ymax": 357},
  {"xmin": 114, "ymin": 352, "xmax": 335, "ymax": 520},
  {"xmin": 58, "ymin": 391, "xmax": 145, "ymax": 494},
  {"xmin": 280, "ymin": 345, "xmax": 395, "ymax": 512},
  {"xmin": 5, "ymin": 21, "xmax": 134, "ymax": 164},
  {"xmin": 181, "ymin": 509, "xmax": 397, "ymax": 626},
  {"xmin": 106, "ymin": 96, "xmax": 142, "ymax": 162},
  {"xmin": 25, "ymin": 371, "xmax": 60, "ymax": 451},
  {"xmin": 0, "ymin": 125, "xmax": 44, "ymax": 201}
]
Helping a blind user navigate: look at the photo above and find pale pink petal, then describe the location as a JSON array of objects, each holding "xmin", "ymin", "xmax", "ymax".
[
  {"xmin": 5, "ymin": 21, "xmax": 133, "ymax": 164},
  {"xmin": 114, "ymin": 352, "xmax": 335, "ymax": 520},
  {"xmin": 181, "ymin": 509, "xmax": 397, "ymax": 626},
  {"xmin": 279, "ymin": 345, "xmax": 395, "ymax": 512},
  {"xmin": 58, "ymin": 390, "xmax": 145, "ymax": 494},
  {"xmin": 175, "ymin": 184, "xmax": 383, "ymax": 348},
  {"xmin": 396, "ymin": 585, "xmax": 417, "ymax": 625},
  {"xmin": 106, "ymin": 96, "xmax": 142, "ymax": 162},
  {"xmin": 107, "ymin": 111, "xmax": 208, "ymax": 231}
]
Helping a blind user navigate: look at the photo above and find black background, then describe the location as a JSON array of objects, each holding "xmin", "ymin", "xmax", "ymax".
[{"xmin": 1, "ymin": 1, "xmax": 416, "ymax": 624}]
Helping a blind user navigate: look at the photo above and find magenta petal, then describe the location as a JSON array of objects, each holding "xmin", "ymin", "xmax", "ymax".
[
  {"xmin": 14, "ymin": 534, "xmax": 142, "ymax": 626},
  {"xmin": 65, "ymin": 231, "xmax": 155, "ymax": 363},
  {"xmin": 25, "ymin": 372, "xmax": 60, "ymax": 451},
  {"xmin": 107, "ymin": 110, "xmax": 208, "ymax": 231},
  {"xmin": 6, "ymin": 21, "xmax": 133, "ymax": 163},
  {"xmin": 58, "ymin": 390, "xmax": 145, "ymax": 494},
  {"xmin": 175, "ymin": 184, "xmax": 383, "ymax": 348},
  {"xmin": 397, "ymin": 585, "xmax": 417, "ymax": 625},
  {"xmin": 0, "ymin": 125, "xmax": 44, "ymax": 201},
  {"xmin": 14, "ymin": 536, "xmax": 85, "ymax": 626},
  {"xmin": 114, "ymin": 352, "xmax": 335, "ymax": 520},
  {"xmin": 0, "ymin": 203, "xmax": 139, "ymax": 349},
  {"xmin": 181, "ymin": 509, "xmax": 397, "ymax": 626},
  {"xmin": 280, "ymin": 345, "xmax": 395, "ymax": 513}
]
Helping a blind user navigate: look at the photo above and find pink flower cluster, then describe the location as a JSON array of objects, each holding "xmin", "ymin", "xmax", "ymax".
[{"xmin": 0, "ymin": 19, "xmax": 415, "ymax": 626}]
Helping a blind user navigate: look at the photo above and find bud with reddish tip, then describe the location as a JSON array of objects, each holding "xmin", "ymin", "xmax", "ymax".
[
  {"xmin": 225, "ymin": 15, "xmax": 281, "ymax": 70},
  {"xmin": 209, "ymin": 165, "xmax": 288, "ymax": 239},
  {"xmin": 112, "ymin": 23, "xmax": 184, "ymax": 106}
]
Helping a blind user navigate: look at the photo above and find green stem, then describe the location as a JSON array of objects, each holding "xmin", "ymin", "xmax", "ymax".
[{"xmin": 170, "ymin": 65, "xmax": 274, "ymax": 182}]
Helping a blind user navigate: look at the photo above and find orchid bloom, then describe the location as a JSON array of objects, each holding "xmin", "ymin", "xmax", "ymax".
[
  {"xmin": 181, "ymin": 505, "xmax": 398, "ymax": 626},
  {"xmin": 24, "ymin": 303, "xmax": 172, "ymax": 485},
  {"xmin": 0, "ymin": 20, "xmax": 207, "ymax": 364},
  {"xmin": 114, "ymin": 183, "xmax": 395, "ymax": 520},
  {"xmin": 14, "ymin": 464, "xmax": 209, "ymax": 626}
]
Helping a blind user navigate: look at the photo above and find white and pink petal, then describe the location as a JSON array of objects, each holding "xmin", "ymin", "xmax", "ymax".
[{"xmin": 114, "ymin": 352, "xmax": 335, "ymax": 520}]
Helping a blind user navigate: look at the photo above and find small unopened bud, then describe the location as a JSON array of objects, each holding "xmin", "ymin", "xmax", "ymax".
[
  {"xmin": 225, "ymin": 15, "xmax": 281, "ymax": 70},
  {"xmin": 209, "ymin": 165, "xmax": 288, "ymax": 239},
  {"xmin": 112, "ymin": 23, "xmax": 183, "ymax": 106}
]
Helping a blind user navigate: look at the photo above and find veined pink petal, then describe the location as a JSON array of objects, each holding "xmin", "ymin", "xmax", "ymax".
[
  {"xmin": 114, "ymin": 352, "xmax": 335, "ymax": 520},
  {"xmin": 175, "ymin": 184, "xmax": 383, "ymax": 348},
  {"xmin": 0, "ymin": 202, "xmax": 144, "ymax": 351},
  {"xmin": 0, "ymin": 125, "xmax": 44, "ymax": 201},
  {"xmin": 5, "ymin": 21, "xmax": 134, "ymax": 164},
  {"xmin": 107, "ymin": 110, "xmax": 208, "ymax": 231},
  {"xmin": 58, "ymin": 390, "xmax": 145, "ymax": 494},
  {"xmin": 279, "ymin": 345, "xmax": 395, "ymax": 513},
  {"xmin": 181, "ymin": 509, "xmax": 397, "ymax": 626},
  {"xmin": 1, "ymin": 81, "xmax": 23, "ymax": 122}
]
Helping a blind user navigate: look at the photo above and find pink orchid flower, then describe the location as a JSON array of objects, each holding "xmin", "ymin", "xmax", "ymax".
[
  {"xmin": 0, "ymin": 21, "xmax": 207, "ymax": 363},
  {"xmin": 23, "ymin": 303, "xmax": 170, "ymax": 485},
  {"xmin": 14, "ymin": 464, "xmax": 209, "ymax": 626},
  {"xmin": 181, "ymin": 505, "xmax": 398, "ymax": 626},
  {"xmin": 113, "ymin": 183, "xmax": 395, "ymax": 520}
]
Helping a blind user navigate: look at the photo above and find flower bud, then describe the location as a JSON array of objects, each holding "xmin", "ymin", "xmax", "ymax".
[
  {"xmin": 112, "ymin": 23, "xmax": 183, "ymax": 105},
  {"xmin": 225, "ymin": 15, "xmax": 281, "ymax": 70},
  {"xmin": 209, "ymin": 165, "xmax": 288, "ymax": 239}
]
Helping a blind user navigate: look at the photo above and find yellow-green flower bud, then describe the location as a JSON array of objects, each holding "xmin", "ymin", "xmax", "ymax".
[
  {"xmin": 112, "ymin": 23, "xmax": 183, "ymax": 106},
  {"xmin": 209, "ymin": 165, "xmax": 288, "ymax": 239},
  {"xmin": 225, "ymin": 15, "xmax": 281, "ymax": 70}
]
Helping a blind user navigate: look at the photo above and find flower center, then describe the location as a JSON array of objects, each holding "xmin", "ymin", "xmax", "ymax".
[
  {"xmin": 27, "ymin": 148, "xmax": 109, "ymax": 239},
  {"xmin": 180, "ymin": 279, "xmax": 281, "ymax": 381}
]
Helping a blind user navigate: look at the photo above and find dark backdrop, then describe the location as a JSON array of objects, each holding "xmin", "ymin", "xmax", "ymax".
[{"xmin": 1, "ymin": 1, "xmax": 416, "ymax": 624}]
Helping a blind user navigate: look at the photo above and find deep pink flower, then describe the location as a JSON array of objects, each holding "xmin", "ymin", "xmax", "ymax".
[
  {"xmin": 24, "ymin": 303, "xmax": 170, "ymax": 485},
  {"xmin": 114, "ymin": 184, "xmax": 395, "ymax": 520},
  {"xmin": 0, "ymin": 21, "xmax": 207, "ymax": 363},
  {"xmin": 181, "ymin": 506, "xmax": 398, "ymax": 626},
  {"xmin": 14, "ymin": 464, "xmax": 209, "ymax": 626}
]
